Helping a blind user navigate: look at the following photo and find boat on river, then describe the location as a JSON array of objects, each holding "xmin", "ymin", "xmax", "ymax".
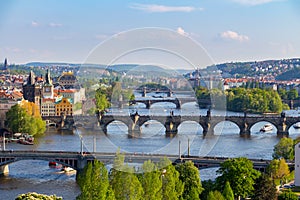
[
  {"xmin": 260, "ymin": 124, "xmax": 273, "ymax": 132},
  {"xmin": 293, "ymin": 122, "xmax": 300, "ymax": 129}
]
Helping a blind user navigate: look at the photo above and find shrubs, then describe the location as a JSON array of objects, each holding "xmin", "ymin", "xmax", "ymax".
[{"xmin": 15, "ymin": 192, "xmax": 62, "ymax": 200}]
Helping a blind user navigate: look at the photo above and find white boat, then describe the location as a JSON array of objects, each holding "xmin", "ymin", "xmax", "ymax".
[
  {"xmin": 62, "ymin": 166, "xmax": 76, "ymax": 173},
  {"xmin": 260, "ymin": 124, "xmax": 273, "ymax": 132},
  {"xmin": 294, "ymin": 122, "xmax": 300, "ymax": 129}
]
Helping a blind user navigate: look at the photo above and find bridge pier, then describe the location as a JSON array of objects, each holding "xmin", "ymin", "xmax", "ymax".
[
  {"xmin": 277, "ymin": 117, "xmax": 288, "ymax": 137},
  {"xmin": 239, "ymin": 122, "xmax": 251, "ymax": 137},
  {"xmin": 165, "ymin": 116, "xmax": 180, "ymax": 136},
  {"xmin": 0, "ymin": 164, "xmax": 9, "ymax": 176}
]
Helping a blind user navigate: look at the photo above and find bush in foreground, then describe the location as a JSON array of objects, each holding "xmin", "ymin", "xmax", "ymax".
[{"xmin": 15, "ymin": 192, "xmax": 62, "ymax": 200}]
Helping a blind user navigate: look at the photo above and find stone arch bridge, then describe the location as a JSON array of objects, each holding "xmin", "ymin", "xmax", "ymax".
[
  {"xmin": 128, "ymin": 97, "xmax": 197, "ymax": 109},
  {"xmin": 43, "ymin": 112, "xmax": 300, "ymax": 137}
]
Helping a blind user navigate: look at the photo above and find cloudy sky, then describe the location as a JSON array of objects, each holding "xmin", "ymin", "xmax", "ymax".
[{"xmin": 0, "ymin": 0, "xmax": 299, "ymax": 68}]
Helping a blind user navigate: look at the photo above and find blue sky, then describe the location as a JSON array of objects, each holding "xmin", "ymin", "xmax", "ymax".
[{"xmin": 0, "ymin": 0, "xmax": 299, "ymax": 68}]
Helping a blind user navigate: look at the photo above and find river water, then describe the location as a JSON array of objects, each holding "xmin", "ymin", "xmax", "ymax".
[{"xmin": 1, "ymin": 101, "xmax": 300, "ymax": 199}]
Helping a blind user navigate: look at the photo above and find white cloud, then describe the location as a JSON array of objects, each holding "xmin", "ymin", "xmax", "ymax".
[
  {"xmin": 231, "ymin": 0, "xmax": 281, "ymax": 6},
  {"xmin": 129, "ymin": 3, "xmax": 201, "ymax": 13},
  {"xmin": 176, "ymin": 27, "xmax": 189, "ymax": 36},
  {"xmin": 49, "ymin": 23, "xmax": 63, "ymax": 27},
  {"xmin": 31, "ymin": 21, "xmax": 39, "ymax": 27},
  {"xmin": 220, "ymin": 30, "xmax": 249, "ymax": 42}
]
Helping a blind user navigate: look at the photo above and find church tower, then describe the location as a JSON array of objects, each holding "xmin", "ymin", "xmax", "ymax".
[
  {"xmin": 3, "ymin": 58, "xmax": 7, "ymax": 70},
  {"xmin": 42, "ymin": 68, "xmax": 54, "ymax": 98},
  {"xmin": 23, "ymin": 70, "xmax": 42, "ymax": 111}
]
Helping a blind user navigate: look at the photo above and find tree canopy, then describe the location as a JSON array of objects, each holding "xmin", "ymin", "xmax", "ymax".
[
  {"xmin": 195, "ymin": 87, "xmax": 287, "ymax": 113},
  {"xmin": 175, "ymin": 161, "xmax": 203, "ymax": 200},
  {"xmin": 273, "ymin": 137, "xmax": 295, "ymax": 160},
  {"xmin": 252, "ymin": 173, "xmax": 277, "ymax": 200},
  {"xmin": 5, "ymin": 103, "xmax": 46, "ymax": 135},
  {"xmin": 216, "ymin": 157, "xmax": 261, "ymax": 199},
  {"xmin": 77, "ymin": 160, "xmax": 114, "ymax": 200}
]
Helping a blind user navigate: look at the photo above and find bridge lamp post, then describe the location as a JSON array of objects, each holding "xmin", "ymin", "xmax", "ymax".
[
  {"xmin": 2, "ymin": 132, "xmax": 7, "ymax": 151},
  {"xmin": 80, "ymin": 135, "xmax": 83, "ymax": 156}
]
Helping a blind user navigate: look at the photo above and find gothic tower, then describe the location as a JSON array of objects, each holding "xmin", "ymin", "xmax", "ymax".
[
  {"xmin": 23, "ymin": 70, "xmax": 42, "ymax": 111},
  {"xmin": 42, "ymin": 68, "xmax": 54, "ymax": 98}
]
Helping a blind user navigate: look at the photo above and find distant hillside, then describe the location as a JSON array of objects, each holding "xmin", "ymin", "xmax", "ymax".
[{"xmin": 276, "ymin": 67, "xmax": 300, "ymax": 80}]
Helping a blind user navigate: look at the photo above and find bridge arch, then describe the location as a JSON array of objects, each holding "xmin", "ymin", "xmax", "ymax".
[
  {"xmin": 213, "ymin": 120, "xmax": 240, "ymax": 135},
  {"xmin": 0, "ymin": 157, "xmax": 78, "ymax": 170},
  {"xmin": 249, "ymin": 121, "xmax": 277, "ymax": 134},
  {"xmin": 105, "ymin": 120, "xmax": 129, "ymax": 134},
  {"xmin": 149, "ymin": 101, "xmax": 178, "ymax": 109},
  {"xmin": 177, "ymin": 121, "xmax": 203, "ymax": 135},
  {"xmin": 140, "ymin": 120, "xmax": 166, "ymax": 136}
]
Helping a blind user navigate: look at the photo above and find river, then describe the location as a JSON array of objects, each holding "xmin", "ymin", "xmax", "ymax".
[{"xmin": 1, "ymin": 101, "xmax": 300, "ymax": 199}]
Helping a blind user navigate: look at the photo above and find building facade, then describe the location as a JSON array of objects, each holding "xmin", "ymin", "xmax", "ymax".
[{"xmin": 55, "ymin": 97, "xmax": 73, "ymax": 116}]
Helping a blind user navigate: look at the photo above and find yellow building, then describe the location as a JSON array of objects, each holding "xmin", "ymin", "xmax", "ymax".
[{"xmin": 55, "ymin": 97, "xmax": 73, "ymax": 116}]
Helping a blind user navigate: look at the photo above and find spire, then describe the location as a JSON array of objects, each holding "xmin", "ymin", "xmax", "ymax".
[
  {"xmin": 45, "ymin": 68, "xmax": 52, "ymax": 85},
  {"xmin": 28, "ymin": 70, "xmax": 36, "ymax": 85},
  {"xmin": 3, "ymin": 58, "xmax": 7, "ymax": 70}
]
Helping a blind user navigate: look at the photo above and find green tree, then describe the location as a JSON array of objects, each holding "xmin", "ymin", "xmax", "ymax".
[
  {"xmin": 5, "ymin": 104, "xmax": 46, "ymax": 135},
  {"xmin": 76, "ymin": 160, "xmax": 113, "ymax": 200},
  {"xmin": 95, "ymin": 86, "xmax": 110, "ymax": 111},
  {"xmin": 268, "ymin": 158, "xmax": 290, "ymax": 184},
  {"xmin": 139, "ymin": 160, "xmax": 162, "ymax": 200},
  {"xmin": 216, "ymin": 157, "xmax": 261, "ymax": 199},
  {"xmin": 200, "ymin": 180, "xmax": 216, "ymax": 200},
  {"xmin": 252, "ymin": 173, "xmax": 277, "ymax": 200},
  {"xmin": 278, "ymin": 189, "xmax": 298, "ymax": 200},
  {"xmin": 110, "ymin": 165, "xmax": 144, "ymax": 200},
  {"xmin": 158, "ymin": 158, "xmax": 184, "ymax": 200},
  {"xmin": 110, "ymin": 151, "xmax": 144, "ymax": 200},
  {"xmin": 175, "ymin": 161, "xmax": 203, "ymax": 200},
  {"xmin": 273, "ymin": 137, "xmax": 294, "ymax": 160},
  {"xmin": 222, "ymin": 181, "xmax": 234, "ymax": 200},
  {"xmin": 287, "ymin": 88, "xmax": 298, "ymax": 100},
  {"xmin": 207, "ymin": 190, "xmax": 225, "ymax": 200}
]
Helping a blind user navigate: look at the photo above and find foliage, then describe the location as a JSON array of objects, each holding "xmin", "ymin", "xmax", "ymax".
[
  {"xmin": 95, "ymin": 86, "xmax": 110, "ymax": 111},
  {"xmin": 5, "ymin": 104, "xmax": 46, "ymax": 135},
  {"xmin": 207, "ymin": 190, "xmax": 225, "ymax": 200},
  {"xmin": 222, "ymin": 181, "xmax": 234, "ymax": 200},
  {"xmin": 76, "ymin": 160, "xmax": 113, "ymax": 200},
  {"xmin": 15, "ymin": 192, "xmax": 62, "ymax": 200},
  {"xmin": 216, "ymin": 157, "xmax": 261, "ymax": 199},
  {"xmin": 278, "ymin": 189, "xmax": 298, "ymax": 200},
  {"xmin": 175, "ymin": 161, "xmax": 203, "ymax": 200},
  {"xmin": 138, "ymin": 160, "xmax": 162, "ymax": 200},
  {"xmin": 273, "ymin": 137, "xmax": 294, "ymax": 160},
  {"xmin": 110, "ymin": 166, "xmax": 144, "ymax": 200},
  {"xmin": 200, "ymin": 180, "xmax": 216, "ymax": 200},
  {"xmin": 110, "ymin": 151, "xmax": 144, "ymax": 200},
  {"xmin": 195, "ymin": 87, "xmax": 285, "ymax": 113},
  {"xmin": 159, "ymin": 158, "xmax": 184, "ymax": 200},
  {"xmin": 267, "ymin": 158, "xmax": 290, "ymax": 184},
  {"xmin": 74, "ymin": 102, "xmax": 82, "ymax": 111},
  {"xmin": 252, "ymin": 173, "xmax": 277, "ymax": 200},
  {"xmin": 226, "ymin": 88, "xmax": 283, "ymax": 113}
]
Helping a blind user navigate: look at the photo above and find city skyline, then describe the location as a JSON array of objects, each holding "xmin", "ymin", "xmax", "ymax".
[{"xmin": 0, "ymin": 0, "xmax": 299, "ymax": 68}]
